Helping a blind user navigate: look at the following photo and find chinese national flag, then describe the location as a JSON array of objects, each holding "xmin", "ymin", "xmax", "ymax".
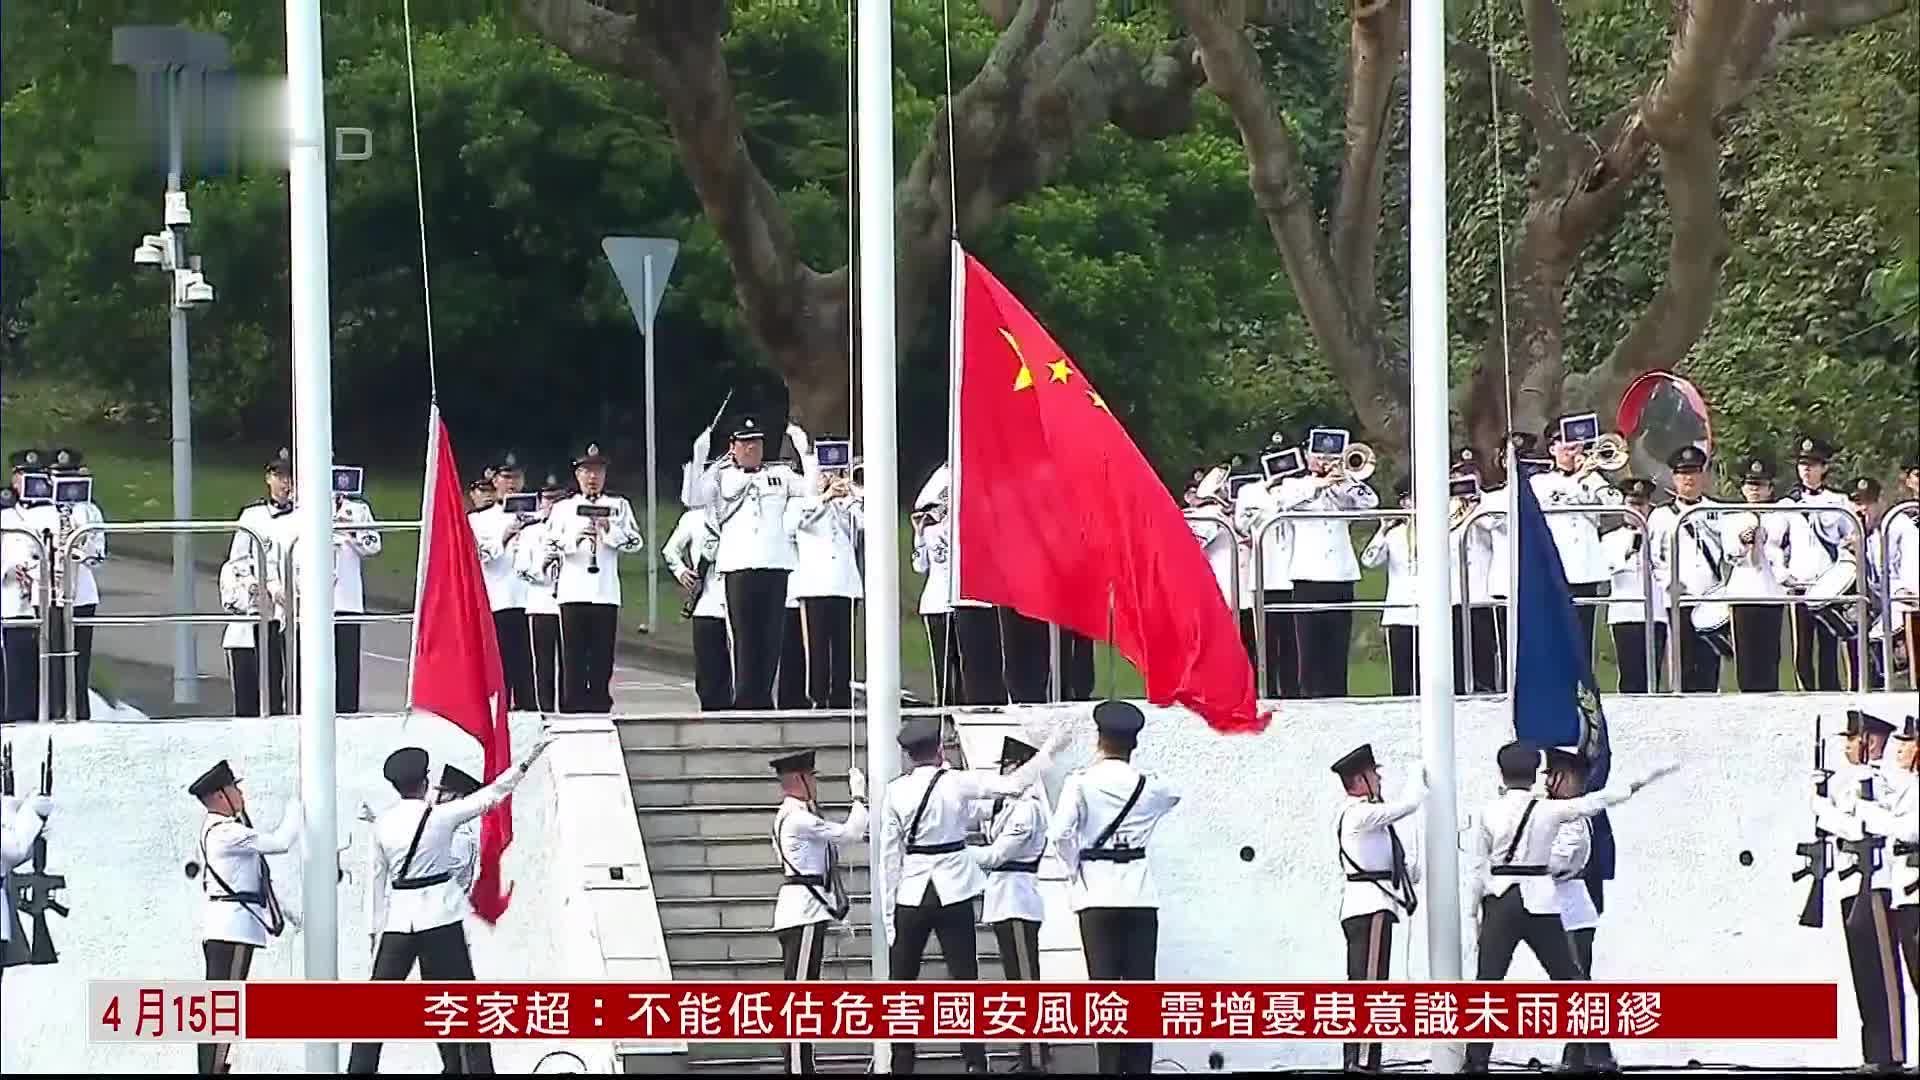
[
  {"xmin": 952, "ymin": 245, "xmax": 1266, "ymax": 733},
  {"xmin": 409, "ymin": 406, "xmax": 516, "ymax": 923}
]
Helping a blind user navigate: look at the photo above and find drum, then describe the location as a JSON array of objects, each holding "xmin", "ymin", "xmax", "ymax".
[
  {"xmin": 1690, "ymin": 591, "xmax": 1736, "ymax": 659},
  {"xmin": 1805, "ymin": 559, "xmax": 1860, "ymax": 640}
]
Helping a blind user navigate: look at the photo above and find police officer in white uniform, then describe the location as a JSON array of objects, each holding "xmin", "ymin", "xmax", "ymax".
[
  {"xmin": 663, "ymin": 504, "xmax": 732, "ymax": 711},
  {"xmin": 911, "ymin": 490, "xmax": 962, "ymax": 706},
  {"xmin": 1848, "ymin": 477, "xmax": 1888, "ymax": 689},
  {"xmin": 471, "ymin": 453, "xmax": 536, "ymax": 710},
  {"xmin": 1534, "ymin": 423, "xmax": 1621, "ymax": 657},
  {"xmin": 2, "ymin": 451, "xmax": 46, "ymax": 723},
  {"xmin": 1893, "ymin": 463, "xmax": 1920, "ymax": 659},
  {"xmin": 1048, "ymin": 701, "xmax": 1181, "ymax": 1076},
  {"xmin": 348, "ymin": 738, "xmax": 549, "ymax": 1074},
  {"xmin": 1, "ymin": 786, "xmax": 52, "ymax": 985},
  {"xmin": 221, "ymin": 451, "xmax": 297, "ymax": 716},
  {"xmin": 1463, "ymin": 742, "xmax": 1666, "ymax": 1073},
  {"xmin": 1785, "ymin": 436, "xmax": 1855, "ymax": 691},
  {"xmin": 1543, "ymin": 748, "xmax": 1616, "ymax": 1072},
  {"xmin": 1648, "ymin": 445, "xmax": 1725, "ymax": 692},
  {"xmin": 1601, "ymin": 478, "xmax": 1667, "ymax": 693},
  {"xmin": 688, "ymin": 417, "xmax": 814, "ymax": 710},
  {"xmin": 1331, "ymin": 743, "xmax": 1423, "ymax": 1071},
  {"xmin": 512, "ymin": 474, "xmax": 570, "ymax": 712},
  {"xmin": 969, "ymin": 736, "xmax": 1052, "ymax": 1074},
  {"xmin": 769, "ymin": 749, "xmax": 867, "ymax": 1075},
  {"xmin": 789, "ymin": 458, "xmax": 863, "ymax": 710},
  {"xmin": 435, "ymin": 765, "xmax": 485, "ymax": 899},
  {"xmin": 1274, "ymin": 438, "xmax": 1378, "ymax": 697},
  {"xmin": 1725, "ymin": 457, "xmax": 1790, "ymax": 692},
  {"xmin": 189, "ymin": 759, "xmax": 300, "ymax": 1074},
  {"xmin": 300, "ymin": 465, "xmax": 382, "ymax": 713},
  {"xmin": 915, "ymin": 463, "xmax": 1007, "ymax": 706},
  {"xmin": 1234, "ymin": 452, "xmax": 1301, "ymax": 698},
  {"xmin": 880, "ymin": 716, "xmax": 1055, "ymax": 1074},
  {"xmin": 1360, "ymin": 479, "xmax": 1418, "ymax": 695},
  {"xmin": 20, "ymin": 448, "xmax": 106, "ymax": 720},
  {"xmin": 1451, "ymin": 453, "xmax": 1506, "ymax": 693},
  {"xmin": 550, "ymin": 443, "xmax": 645, "ymax": 713}
]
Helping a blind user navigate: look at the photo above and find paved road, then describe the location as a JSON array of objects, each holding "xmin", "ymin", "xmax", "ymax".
[{"xmin": 82, "ymin": 553, "xmax": 697, "ymax": 718}]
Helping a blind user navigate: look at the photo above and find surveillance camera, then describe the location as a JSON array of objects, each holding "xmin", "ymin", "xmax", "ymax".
[
  {"xmin": 175, "ymin": 269, "xmax": 215, "ymax": 307},
  {"xmin": 164, "ymin": 191, "xmax": 192, "ymax": 228},
  {"xmin": 133, "ymin": 243, "xmax": 163, "ymax": 267},
  {"xmin": 184, "ymin": 279, "xmax": 215, "ymax": 305}
]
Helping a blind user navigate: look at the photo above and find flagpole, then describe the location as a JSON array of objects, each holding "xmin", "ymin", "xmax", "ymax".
[
  {"xmin": 1410, "ymin": 0, "xmax": 1463, "ymax": 1067},
  {"xmin": 855, "ymin": 0, "xmax": 901, "ymax": 1058}
]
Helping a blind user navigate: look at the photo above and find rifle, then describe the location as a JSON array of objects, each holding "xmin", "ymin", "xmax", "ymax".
[
  {"xmin": 1898, "ymin": 838, "xmax": 1918, "ymax": 899},
  {"xmin": 2, "ymin": 741, "xmax": 12, "ymax": 798},
  {"xmin": 14, "ymin": 743, "xmax": 66, "ymax": 965},
  {"xmin": 1835, "ymin": 775, "xmax": 1882, "ymax": 920},
  {"xmin": 1792, "ymin": 717, "xmax": 1835, "ymax": 928}
]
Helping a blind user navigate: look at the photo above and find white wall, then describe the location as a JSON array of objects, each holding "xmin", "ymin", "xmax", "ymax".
[{"xmin": 1007, "ymin": 691, "xmax": 1918, "ymax": 1072}]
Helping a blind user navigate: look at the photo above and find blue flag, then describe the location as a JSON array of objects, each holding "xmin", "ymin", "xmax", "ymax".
[{"xmin": 1511, "ymin": 473, "xmax": 1615, "ymax": 881}]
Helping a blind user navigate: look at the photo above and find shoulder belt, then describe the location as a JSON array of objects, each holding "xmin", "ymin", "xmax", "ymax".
[
  {"xmin": 1082, "ymin": 775, "xmax": 1148, "ymax": 863},
  {"xmin": 774, "ymin": 805, "xmax": 851, "ymax": 919},
  {"xmin": 1335, "ymin": 806, "xmax": 1417, "ymax": 915},
  {"xmin": 392, "ymin": 804, "xmax": 452, "ymax": 891},
  {"xmin": 200, "ymin": 819, "xmax": 287, "ymax": 938},
  {"xmin": 1490, "ymin": 798, "xmax": 1549, "ymax": 877},
  {"xmin": 904, "ymin": 769, "xmax": 963, "ymax": 855}
]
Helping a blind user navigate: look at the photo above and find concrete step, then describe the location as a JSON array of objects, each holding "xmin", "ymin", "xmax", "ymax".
[
  {"xmin": 663, "ymin": 923, "xmax": 998, "ymax": 963},
  {"xmin": 656, "ymin": 895, "xmax": 877, "ymax": 931},
  {"xmin": 645, "ymin": 833, "xmax": 871, "ymax": 871},
  {"xmin": 631, "ymin": 773, "xmax": 853, "ymax": 809},
  {"xmin": 622, "ymin": 742, "xmax": 862, "ymax": 780},
  {"xmin": 614, "ymin": 713, "xmax": 867, "ymax": 751},
  {"xmin": 667, "ymin": 952, "xmax": 997, "ymax": 982},
  {"xmin": 636, "ymin": 803, "xmax": 858, "ymax": 842},
  {"xmin": 650, "ymin": 863, "xmax": 874, "ymax": 901}
]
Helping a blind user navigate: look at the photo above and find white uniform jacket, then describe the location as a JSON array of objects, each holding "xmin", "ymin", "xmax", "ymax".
[
  {"xmin": 1360, "ymin": 524, "xmax": 1416, "ymax": 628},
  {"xmin": 969, "ymin": 788, "xmax": 1049, "ymax": 925},
  {"xmin": 1648, "ymin": 497, "xmax": 1726, "ymax": 599},
  {"xmin": 1548, "ymin": 815, "xmax": 1599, "ymax": 932},
  {"xmin": 788, "ymin": 492, "xmax": 864, "ymax": 600},
  {"xmin": 199, "ymin": 805, "xmax": 302, "ymax": 947},
  {"xmin": 1274, "ymin": 475, "xmax": 1377, "ymax": 583},
  {"xmin": 369, "ymin": 765, "xmax": 528, "ymax": 935},
  {"xmin": 1336, "ymin": 777, "xmax": 1425, "ymax": 921},
  {"xmin": 1, "ymin": 797, "xmax": 48, "ymax": 949},
  {"xmin": 511, "ymin": 518, "xmax": 562, "ymax": 617},
  {"xmin": 1529, "ymin": 470, "xmax": 1619, "ymax": 585},
  {"xmin": 16, "ymin": 499, "xmax": 106, "ymax": 608},
  {"xmin": 1047, "ymin": 757, "xmax": 1181, "ymax": 912},
  {"xmin": 771, "ymin": 796, "xmax": 869, "ymax": 930},
  {"xmin": 1470, "ymin": 785, "xmax": 1635, "ymax": 916},
  {"xmin": 547, "ymin": 492, "xmax": 645, "ymax": 606},
  {"xmin": 221, "ymin": 500, "xmax": 296, "ymax": 649},
  {"xmin": 1601, "ymin": 526, "xmax": 1666, "ymax": 626},
  {"xmin": 689, "ymin": 460, "xmax": 814, "ymax": 574},
  {"xmin": 879, "ymin": 760, "xmax": 1046, "ymax": 929},
  {"xmin": 471, "ymin": 504, "xmax": 531, "ymax": 612},
  {"xmin": 913, "ymin": 516, "xmax": 955, "ymax": 616},
  {"xmin": 1232, "ymin": 482, "xmax": 1293, "ymax": 593},
  {"xmin": 662, "ymin": 508, "xmax": 726, "ymax": 620}
]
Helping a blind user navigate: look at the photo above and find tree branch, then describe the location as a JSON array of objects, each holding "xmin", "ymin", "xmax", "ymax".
[
  {"xmin": 1521, "ymin": 0, "xmax": 1573, "ymax": 177},
  {"xmin": 1329, "ymin": 0, "xmax": 1403, "ymax": 315},
  {"xmin": 1448, "ymin": 40, "xmax": 1573, "ymax": 161}
]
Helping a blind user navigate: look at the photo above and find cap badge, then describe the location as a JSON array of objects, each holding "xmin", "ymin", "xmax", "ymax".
[
  {"xmin": 1802, "ymin": 439, "xmax": 1814, "ymax": 452},
  {"xmin": 586, "ymin": 443, "xmax": 600, "ymax": 456}
]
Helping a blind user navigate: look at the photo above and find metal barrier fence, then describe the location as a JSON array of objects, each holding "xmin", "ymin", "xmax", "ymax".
[
  {"xmin": 1878, "ymin": 499, "xmax": 1917, "ymax": 690},
  {"xmin": 56, "ymin": 521, "xmax": 275, "ymax": 723},
  {"xmin": 1, "ymin": 528, "xmax": 53, "ymax": 724},
  {"xmin": 1246, "ymin": 508, "xmax": 1408, "ymax": 696},
  {"xmin": 282, "ymin": 520, "xmax": 423, "ymax": 710},
  {"xmin": 1667, "ymin": 501, "xmax": 1871, "ymax": 693}
]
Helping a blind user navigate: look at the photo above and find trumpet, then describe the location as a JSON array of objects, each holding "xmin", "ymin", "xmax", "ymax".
[
  {"xmin": 1579, "ymin": 433, "xmax": 1630, "ymax": 475},
  {"xmin": 1330, "ymin": 442, "xmax": 1376, "ymax": 482}
]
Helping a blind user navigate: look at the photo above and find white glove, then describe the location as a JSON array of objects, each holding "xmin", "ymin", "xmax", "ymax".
[
  {"xmin": 786, "ymin": 424, "xmax": 811, "ymax": 455},
  {"xmin": 520, "ymin": 734, "xmax": 556, "ymax": 771},
  {"xmin": 356, "ymin": 801, "xmax": 377, "ymax": 824},
  {"xmin": 26, "ymin": 795, "xmax": 52, "ymax": 820},
  {"xmin": 847, "ymin": 766, "xmax": 867, "ymax": 802},
  {"xmin": 1630, "ymin": 761, "xmax": 1679, "ymax": 792},
  {"xmin": 693, "ymin": 425, "xmax": 714, "ymax": 463}
]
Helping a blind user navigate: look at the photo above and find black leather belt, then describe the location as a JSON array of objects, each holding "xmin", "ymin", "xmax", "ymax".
[
  {"xmin": 1894, "ymin": 842, "xmax": 1916, "ymax": 857},
  {"xmin": 1490, "ymin": 865, "xmax": 1550, "ymax": 877},
  {"xmin": 783, "ymin": 874, "xmax": 826, "ymax": 887},
  {"xmin": 1081, "ymin": 848, "xmax": 1146, "ymax": 863},
  {"xmin": 212, "ymin": 891, "xmax": 267, "ymax": 904},
  {"xmin": 906, "ymin": 841, "xmax": 966, "ymax": 855},
  {"xmin": 1345, "ymin": 870, "xmax": 1393, "ymax": 883},
  {"xmin": 992, "ymin": 860, "xmax": 1041, "ymax": 874},
  {"xmin": 393, "ymin": 871, "xmax": 453, "ymax": 891}
]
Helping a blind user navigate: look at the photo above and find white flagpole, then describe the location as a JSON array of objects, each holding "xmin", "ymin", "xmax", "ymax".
[
  {"xmin": 286, "ymin": 0, "xmax": 339, "ymax": 1070},
  {"xmin": 855, "ymin": 0, "xmax": 901, "ymax": 1061},
  {"xmin": 407, "ymin": 408, "xmax": 439, "ymax": 705},
  {"xmin": 1410, "ymin": 0, "xmax": 1463, "ymax": 1069},
  {"xmin": 946, "ymin": 239, "xmax": 964, "ymax": 606}
]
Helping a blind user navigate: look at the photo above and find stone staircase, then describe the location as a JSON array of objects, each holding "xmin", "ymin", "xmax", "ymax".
[{"xmin": 617, "ymin": 711, "xmax": 1084, "ymax": 1074}]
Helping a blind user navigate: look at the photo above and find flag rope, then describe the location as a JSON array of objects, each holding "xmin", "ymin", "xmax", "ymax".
[{"xmin": 401, "ymin": 0, "xmax": 439, "ymax": 402}]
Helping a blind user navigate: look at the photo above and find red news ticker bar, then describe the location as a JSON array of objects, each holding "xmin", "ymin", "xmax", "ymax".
[{"xmin": 240, "ymin": 982, "xmax": 1837, "ymax": 1043}]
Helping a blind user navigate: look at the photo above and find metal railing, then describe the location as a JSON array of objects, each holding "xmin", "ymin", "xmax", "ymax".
[
  {"xmin": 281, "ymin": 520, "xmax": 422, "ymax": 708},
  {"xmin": 1877, "ymin": 500, "xmax": 1918, "ymax": 689},
  {"xmin": 1246, "ymin": 508, "xmax": 1407, "ymax": 696},
  {"xmin": 58, "ymin": 521, "xmax": 275, "ymax": 722},
  {"xmin": 1666, "ymin": 501, "xmax": 1871, "ymax": 693},
  {"xmin": 1, "ymin": 528, "xmax": 53, "ymax": 724}
]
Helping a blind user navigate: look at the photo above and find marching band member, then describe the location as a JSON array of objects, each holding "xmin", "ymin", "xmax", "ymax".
[
  {"xmin": 21, "ymin": 448, "xmax": 106, "ymax": 721},
  {"xmin": 769, "ymin": 749, "xmax": 867, "ymax": 1075},
  {"xmin": 1330, "ymin": 743, "xmax": 1423, "ymax": 1071},
  {"xmin": 466, "ymin": 478, "xmax": 494, "ymax": 512},
  {"xmin": 788, "ymin": 460, "xmax": 863, "ymax": 710},
  {"xmin": 910, "ymin": 463, "xmax": 1006, "ymax": 706},
  {"xmin": 1234, "ymin": 454, "xmax": 1300, "ymax": 699},
  {"xmin": 1648, "ymin": 446, "xmax": 1725, "ymax": 693},
  {"xmin": 969, "ymin": 737, "xmax": 1052, "ymax": 1074},
  {"xmin": 1785, "ymin": 436, "xmax": 1855, "ymax": 691},
  {"xmin": 308, "ymin": 467, "xmax": 382, "ymax": 713},
  {"xmin": 1452, "ymin": 452, "xmax": 1505, "ymax": 693},
  {"xmin": 1724, "ymin": 457, "xmax": 1790, "ymax": 693},
  {"xmin": 222, "ymin": 452, "xmax": 296, "ymax": 717},
  {"xmin": 550, "ymin": 443, "xmax": 645, "ymax": 714},
  {"xmin": 2, "ymin": 452, "xmax": 43, "ymax": 724},
  {"xmin": 1275, "ymin": 437, "xmax": 1377, "ymax": 698},
  {"xmin": 663, "ymin": 505, "xmax": 731, "ymax": 711},
  {"xmin": 912, "ymin": 481, "xmax": 962, "ymax": 706},
  {"xmin": 511, "ymin": 474, "xmax": 571, "ymax": 712},
  {"xmin": 1360, "ymin": 479, "xmax": 1418, "ymax": 695},
  {"xmin": 471, "ymin": 454, "xmax": 536, "ymax": 710},
  {"xmin": 1890, "ymin": 461, "xmax": 1919, "ymax": 663},
  {"xmin": 778, "ymin": 571, "xmax": 809, "ymax": 712},
  {"xmin": 1535, "ymin": 423, "xmax": 1621, "ymax": 657},
  {"xmin": 1849, "ymin": 477, "xmax": 1888, "ymax": 689},
  {"xmin": 1544, "ymin": 748, "xmax": 1616, "ymax": 1072},
  {"xmin": 1601, "ymin": 479, "xmax": 1667, "ymax": 693}
]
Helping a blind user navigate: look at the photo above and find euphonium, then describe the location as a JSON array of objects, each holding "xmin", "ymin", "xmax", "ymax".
[
  {"xmin": 1332, "ymin": 442, "xmax": 1376, "ymax": 482},
  {"xmin": 1581, "ymin": 433, "xmax": 1630, "ymax": 474}
]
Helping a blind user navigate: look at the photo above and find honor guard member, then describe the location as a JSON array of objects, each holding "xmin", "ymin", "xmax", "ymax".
[
  {"xmin": 1361, "ymin": 480, "xmax": 1419, "ymax": 695},
  {"xmin": 968, "ymin": 737, "xmax": 1053, "ymax": 1074},
  {"xmin": 472, "ymin": 454, "xmax": 537, "ymax": 710},
  {"xmin": 1872, "ymin": 717, "xmax": 1919, "ymax": 999},
  {"xmin": 770, "ymin": 750, "xmax": 868, "ymax": 1075},
  {"xmin": 1048, "ymin": 701, "xmax": 1182, "ymax": 1076},
  {"xmin": 1724, "ymin": 457, "xmax": 1791, "ymax": 692},
  {"xmin": 688, "ymin": 417, "xmax": 815, "ymax": 709},
  {"xmin": 1233, "ymin": 445, "xmax": 1301, "ymax": 700},
  {"xmin": 1273, "ymin": 435, "xmax": 1378, "ymax": 697},
  {"xmin": 349, "ymin": 738, "xmax": 550, "ymax": 1074},
  {"xmin": 1602, "ymin": 478, "xmax": 1667, "ymax": 693},
  {"xmin": 300, "ymin": 463, "xmax": 382, "ymax": 713},
  {"xmin": 789, "ymin": 458, "xmax": 863, "ymax": 710},
  {"xmin": 1784, "ymin": 436, "xmax": 1855, "ymax": 690},
  {"xmin": 549, "ymin": 443, "xmax": 645, "ymax": 713},
  {"xmin": 22, "ymin": 448, "xmax": 107, "ymax": 720},
  {"xmin": 880, "ymin": 716, "xmax": 1056, "ymax": 1074},
  {"xmin": 1647, "ymin": 445, "xmax": 1726, "ymax": 692},
  {"xmin": 912, "ymin": 473, "xmax": 963, "ymax": 705},
  {"xmin": 513, "ymin": 474, "xmax": 570, "ymax": 712},
  {"xmin": 1, "ymin": 788, "xmax": 52, "ymax": 985},
  {"xmin": 2, "ymin": 451, "xmax": 46, "ymax": 723},
  {"xmin": 1536, "ymin": 422, "xmax": 1622, "ymax": 657},
  {"xmin": 1331, "ymin": 743, "xmax": 1424, "ymax": 1072},
  {"xmin": 221, "ymin": 451, "xmax": 297, "ymax": 716},
  {"xmin": 663, "ymin": 504, "xmax": 732, "ymax": 711},
  {"xmin": 1810, "ymin": 710, "xmax": 1907, "ymax": 1073},
  {"xmin": 1543, "ymin": 748, "xmax": 1616, "ymax": 1072},
  {"xmin": 189, "ymin": 759, "xmax": 300, "ymax": 1075},
  {"xmin": 1463, "ymin": 742, "xmax": 1667, "ymax": 1073}
]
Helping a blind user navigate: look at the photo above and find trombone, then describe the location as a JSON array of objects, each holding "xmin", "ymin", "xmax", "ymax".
[
  {"xmin": 1578, "ymin": 433, "xmax": 1630, "ymax": 475},
  {"xmin": 1329, "ymin": 442, "xmax": 1376, "ymax": 482}
]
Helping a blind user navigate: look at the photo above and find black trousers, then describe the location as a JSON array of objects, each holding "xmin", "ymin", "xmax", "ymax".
[
  {"xmin": 1732, "ymin": 604, "xmax": 1784, "ymax": 692},
  {"xmin": 1896, "ymin": 904, "xmax": 1919, "ymax": 1000},
  {"xmin": 348, "ymin": 922, "xmax": 494, "ymax": 1074},
  {"xmin": 779, "ymin": 920, "xmax": 828, "ymax": 1075},
  {"xmin": 1793, "ymin": 602, "xmax": 1844, "ymax": 691},
  {"xmin": 1569, "ymin": 582, "xmax": 1602, "ymax": 662},
  {"xmin": 994, "ymin": 918, "xmax": 1047, "ymax": 1071},
  {"xmin": 776, "ymin": 606, "xmax": 808, "ymax": 710},
  {"xmin": 1293, "ymin": 580, "xmax": 1354, "ymax": 697},
  {"xmin": 724, "ymin": 570, "xmax": 789, "ymax": 709},
  {"xmin": 1611, "ymin": 622, "xmax": 1667, "ymax": 693},
  {"xmin": 2, "ymin": 626, "xmax": 38, "ymax": 723},
  {"xmin": 1386, "ymin": 625, "xmax": 1416, "ymax": 696},
  {"xmin": 952, "ymin": 606, "xmax": 1007, "ymax": 705},
  {"xmin": 46, "ymin": 603, "xmax": 94, "ymax": 721},
  {"xmin": 1057, "ymin": 628, "xmax": 1096, "ymax": 700},
  {"xmin": 529, "ymin": 612, "xmax": 560, "ymax": 712},
  {"xmin": 1080, "ymin": 907, "xmax": 1157, "ymax": 1075},
  {"xmin": 1678, "ymin": 621, "xmax": 1722, "ymax": 693},
  {"xmin": 229, "ymin": 622, "xmax": 288, "ymax": 717},
  {"xmin": 1559, "ymin": 926, "xmax": 1617, "ymax": 1070},
  {"xmin": 924, "ymin": 613, "xmax": 959, "ymax": 705},
  {"xmin": 1839, "ymin": 890, "xmax": 1907, "ymax": 1067},
  {"xmin": 1455, "ymin": 605, "xmax": 1502, "ymax": 693},
  {"xmin": 492, "ymin": 608, "xmax": 535, "ymax": 711},
  {"xmin": 1000, "ymin": 608, "xmax": 1052, "ymax": 703},
  {"xmin": 198, "ymin": 940, "xmax": 255, "ymax": 1074},
  {"xmin": 559, "ymin": 602, "xmax": 618, "ymax": 713},
  {"xmin": 888, "ymin": 885, "xmax": 986, "ymax": 1074},
  {"xmin": 1241, "ymin": 592, "xmax": 1302, "ymax": 699},
  {"xmin": 1342, "ymin": 911, "xmax": 1395, "ymax": 1070},
  {"xmin": 691, "ymin": 615, "xmax": 733, "ymax": 711},
  {"xmin": 335, "ymin": 624, "xmax": 363, "ymax": 713},
  {"xmin": 1463, "ymin": 890, "xmax": 1585, "ymax": 1071},
  {"xmin": 799, "ymin": 596, "xmax": 854, "ymax": 709}
]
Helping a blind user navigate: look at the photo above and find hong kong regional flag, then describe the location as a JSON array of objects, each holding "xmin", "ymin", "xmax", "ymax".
[
  {"xmin": 409, "ymin": 405, "xmax": 516, "ymax": 922},
  {"xmin": 951, "ymin": 243, "xmax": 1265, "ymax": 733}
]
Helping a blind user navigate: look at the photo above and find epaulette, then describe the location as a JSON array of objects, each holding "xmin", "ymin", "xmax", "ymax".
[{"xmin": 244, "ymin": 498, "xmax": 268, "ymax": 510}]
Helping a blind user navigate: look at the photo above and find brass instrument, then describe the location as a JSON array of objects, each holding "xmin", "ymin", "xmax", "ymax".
[
  {"xmin": 1329, "ymin": 442, "xmax": 1376, "ymax": 482},
  {"xmin": 1580, "ymin": 433, "xmax": 1631, "ymax": 475}
]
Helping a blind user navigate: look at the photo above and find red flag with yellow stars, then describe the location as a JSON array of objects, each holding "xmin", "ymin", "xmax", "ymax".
[{"xmin": 951, "ymin": 245, "xmax": 1266, "ymax": 733}]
